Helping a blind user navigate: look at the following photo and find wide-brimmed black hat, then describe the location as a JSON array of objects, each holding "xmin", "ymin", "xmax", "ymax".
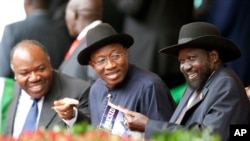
[
  {"xmin": 77, "ymin": 23, "xmax": 134, "ymax": 65},
  {"xmin": 159, "ymin": 22, "xmax": 240, "ymax": 62}
]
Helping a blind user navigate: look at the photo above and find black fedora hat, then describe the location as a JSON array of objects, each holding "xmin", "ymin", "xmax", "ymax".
[
  {"xmin": 77, "ymin": 23, "xmax": 134, "ymax": 65},
  {"xmin": 159, "ymin": 22, "xmax": 240, "ymax": 62}
]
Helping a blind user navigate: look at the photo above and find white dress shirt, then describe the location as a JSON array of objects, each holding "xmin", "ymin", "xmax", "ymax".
[
  {"xmin": 13, "ymin": 90, "xmax": 43, "ymax": 139},
  {"xmin": 12, "ymin": 90, "xmax": 78, "ymax": 139}
]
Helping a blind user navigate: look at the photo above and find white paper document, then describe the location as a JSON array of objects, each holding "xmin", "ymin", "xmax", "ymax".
[{"xmin": 99, "ymin": 102, "xmax": 144, "ymax": 139}]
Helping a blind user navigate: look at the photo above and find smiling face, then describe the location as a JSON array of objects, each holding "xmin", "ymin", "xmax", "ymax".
[
  {"xmin": 11, "ymin": 41, "xmax": 53, "ymax": 98},
  {"xmin": 178, "ymin": 48, "xmax": 218, "ymax": 90},
  {"xmin": 89, "ymin": 43, "xmax": 129, "ymax": 89}
]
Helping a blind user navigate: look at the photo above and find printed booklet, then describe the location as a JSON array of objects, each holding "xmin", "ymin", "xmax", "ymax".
[{"xmin": 99, "ymin": 101, "xmax": 144, "ymax": 139}]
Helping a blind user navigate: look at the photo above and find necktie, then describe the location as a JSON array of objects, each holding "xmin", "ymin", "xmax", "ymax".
[
  {"xmin": 22, "ymin": 98, "xmax": 40, "ymax": 132},
  {"xmin": 64, "ymin": 39, "xmax": 81, "ymax": 59},
  {"xmin": 175, "ymin": 91, "xmax": 199, "ymax": 124}
]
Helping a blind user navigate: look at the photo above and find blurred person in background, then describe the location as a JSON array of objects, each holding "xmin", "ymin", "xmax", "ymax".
[
  {"xmin": 58, "ymin": 0, "xmax": 102, "ymax": 83},
  {"xmin": 49, "ymin": 0, "xmax": 74, "ymax": 47},
  {"xmin": 0, "ymin": 0, "xmax": 72, "ymax": 78}
]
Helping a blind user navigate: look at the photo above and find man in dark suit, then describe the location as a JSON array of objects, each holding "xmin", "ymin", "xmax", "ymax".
[
  {"xmin": 122, "ymin": 22, "xmax": 250, "ymax": 141},
  {"xmin": 58, "ymin": 0, "xmax": 102, "ymax": 83},
  {"xmin": 0, "ymin": 0, "xmax": 72, "ymax": 78},
  {"xmin": 4, "ymin": 40, "xmax": 90, "ymax": 139}
]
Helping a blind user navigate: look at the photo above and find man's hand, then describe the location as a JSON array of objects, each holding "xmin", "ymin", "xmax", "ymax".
[
  {"xmin": 52, "ymin": 98, "xmax": 79, "ymax": 120},
  {"xmin": 120, "ymin": 106, "xmax": 149, "ymax": 132}
]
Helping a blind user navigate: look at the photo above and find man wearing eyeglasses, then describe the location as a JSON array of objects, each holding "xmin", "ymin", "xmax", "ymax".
[{"xmin": 76, "ymin": 23, "xmax": 176, "ymax": 137}]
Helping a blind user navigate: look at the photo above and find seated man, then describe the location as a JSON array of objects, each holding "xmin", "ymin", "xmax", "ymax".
[
  {"xmin": 4, "ymin": 40, "xmax": 90, "ymax": 139},
  {"xmin": 76, "ymin": 23, "xmax": 176, "ymax": 137},
  {"xmin": 122, "ymin": 22, "xmax": 250, "ymax": 141}
]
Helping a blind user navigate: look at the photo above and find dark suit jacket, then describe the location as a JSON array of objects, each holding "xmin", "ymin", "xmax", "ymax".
[
  {"xmin": 111, "ymin": 0, "xmax": 193, "ymax": 88},
  {"xmin": 145, "ymin": 64, "xmax": 250, "ymax": 141},
  {"xmin": 4, "ymin": 70, "xmax": 90, "ymax": 136},
  {"xmin": 0, "ymin": 11, "xmax": 72, "ymax": 78},
  {"xmin": 59, "ymin": 38, "xmax": 98, "ymax": 83}
]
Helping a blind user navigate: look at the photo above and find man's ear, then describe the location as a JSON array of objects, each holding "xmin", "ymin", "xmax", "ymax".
[
  {"xmin": 89, "ymin": 60, "xmax": 94, "ymax": 68},
  {"xmin": 123, "ymin": 47, "xmax": 128, "ymax": 57},
  {"xmin": 209, "ymin": 50, "xmax": 219, "ymax": 63},
  {"xmin": 74, "ymin": 11, "xmax": 78, "ymax": 20}
]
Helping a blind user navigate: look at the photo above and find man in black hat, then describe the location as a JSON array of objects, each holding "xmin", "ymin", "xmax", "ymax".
[
  {"xmin": 77, "ymin": 23, "xmax": 176, "ymax": 137},
  {"xmin": 121, "ymin": 22, "xmax": 250, "ymax": 141}
]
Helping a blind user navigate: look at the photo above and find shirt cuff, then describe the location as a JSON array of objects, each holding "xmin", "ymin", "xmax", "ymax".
[{"xmin": 63, "ymin": 107, "xmax": 78, "ymax": 128}]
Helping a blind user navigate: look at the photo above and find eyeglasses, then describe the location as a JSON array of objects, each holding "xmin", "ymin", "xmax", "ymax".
[{"xmin": 91, "ymin": 53, "xmax": 124, "ymax": 67}]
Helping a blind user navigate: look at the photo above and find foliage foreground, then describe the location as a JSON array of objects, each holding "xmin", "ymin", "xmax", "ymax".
[{"xmin": 0, "ymin": 122, "xmax": 220, "ymax": 141}]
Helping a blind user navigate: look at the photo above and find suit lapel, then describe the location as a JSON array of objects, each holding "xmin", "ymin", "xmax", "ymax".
[
  {"xmin": 170, "ymin": 88, "xmax": 192, "ymax": 122},
  {"xmin": 170, "ymin": 87, "xmax": 209, "ymax": 124},
  {"xmin": 187, "ymin": 88, "xmax": 208, "ymax": 110},
  {"xmin": 38, "ymin": 72, "xmax": 62, "ymax": 128}
]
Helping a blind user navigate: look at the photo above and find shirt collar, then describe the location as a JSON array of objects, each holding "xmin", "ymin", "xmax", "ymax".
[{"xmin": 77, "ymin": 20, "xmax": 102, "ymax": 40}]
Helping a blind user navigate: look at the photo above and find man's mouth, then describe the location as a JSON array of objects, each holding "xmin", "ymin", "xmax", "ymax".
[
  {"xmin": 187, "ymin": 72, "xmax": 198, "ymax": 80},
  {"xmin": 28, "ymin": 83, "xmax": 44, "ymax": 93},
  {"xmin": 106, "ymin": 71, "xmax": 119, "ymax": 80}
]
